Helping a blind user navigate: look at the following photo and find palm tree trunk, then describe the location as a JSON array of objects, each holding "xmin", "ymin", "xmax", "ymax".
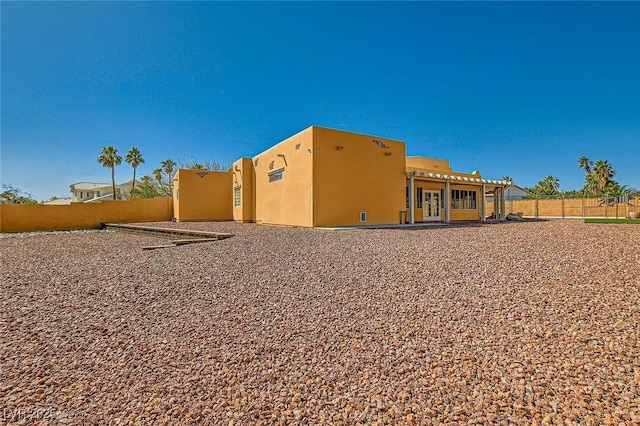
[
  {"xmin": 131, "ymin": 167, "xmax": 136, "ymax": 198},
  {"xmin": 111, "ymin": 166, "xmax": 116, "ymax": 200}
]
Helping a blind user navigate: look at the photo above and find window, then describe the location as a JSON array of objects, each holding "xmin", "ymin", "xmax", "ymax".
[
  {"xmin": 360, "ymin": 212, "xmax": 367, "ymax": 222},
  {"xmin": 234, "ymin": 186, "xmax": 241, "ymax": 206},
  {"xmin": 416, "ymin": 187, "xmax": 423, "ymax": 208},
  {"xmin": 406, "ymin": 186, "xmax": 409, "ymax": 209},
  {"xmin": 269, "ymin": 168, "xmax": 284, "ymax": 182},
  {"xmin": 451, "ymin": 189, "xmax": 477, "ymax": 210}
]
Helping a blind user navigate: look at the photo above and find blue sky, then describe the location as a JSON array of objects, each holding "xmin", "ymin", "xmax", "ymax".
[{"xmin": 2, "ymin": 1, "xmax": 639, "ymax": 200}]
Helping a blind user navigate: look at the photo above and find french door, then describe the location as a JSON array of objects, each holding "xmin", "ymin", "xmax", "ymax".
[{"xmin": 422, "ymin": 191, "xmax": 441, "ymax": 221}]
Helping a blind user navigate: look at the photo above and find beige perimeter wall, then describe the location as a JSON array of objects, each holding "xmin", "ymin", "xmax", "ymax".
[
  {"xmin": 0, "ymin": 197, "xmax": 173, "ymax": 233},
  {"xmin": 485, "ymin": 197, "xmax": 640, "ymax": 218}
]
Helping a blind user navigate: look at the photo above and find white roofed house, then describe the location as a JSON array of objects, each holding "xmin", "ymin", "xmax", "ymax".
[
  {"xmin": 70, "ymin": 181, "xmax": 137, "ymax": 202},
  {"xmin": 503, "ymin": 183, "xmax": 532, "ymax": 201},
  {"xmin": 486, "ymin": 183, "xmax": 531, "ymax": 202}
]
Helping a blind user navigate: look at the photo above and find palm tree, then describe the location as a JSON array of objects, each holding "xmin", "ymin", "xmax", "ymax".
[
  {"xmin": 535, "ymin": 175, "xmax": 560, "ymax": 196},
  {"xmin": 161, "ymin": 159, "xmax": 176, "ymax": 176},
  {"xmin": 125, "ymin": 147, "xmax": 144, "ymax": 197},
  {"xmin": 135, "ymin": 175, "xmax": 160, "ymax": 199},
  {"xmin": 97, "ymin": 146, "xmax": 122, "ymax": 200},
  {"xmin": 161, "ymin": 159, "xmax": 176, "ymax": 195},
  {"xmin": 578, "ymin": 156, "xmax": 592, "ymax": 176},
  {"xmin": 502, "ymin": 176, "xmax": 513, "ymax": 184},
  {"xmin": 584, "ymin": 173, "xmax": 598, "ymax": 196},
  {"xmin": 592, "ymin": 160, "xmax": 615, "ymax": 193},
  {"xmin": 152, "ymin": 168, "xmax": 163, "ymax": 183}
]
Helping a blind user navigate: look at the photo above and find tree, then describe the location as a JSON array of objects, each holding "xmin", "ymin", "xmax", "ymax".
[
  {"xmin": 532, "ymin": 175, "xmax": 560, "ymax": 197},
  {"xmin": 578, "ymin": 156, "xmax": 592, "ymax": 177},
  {"xmin": 125, "ymin": 147, "xmax": 145, "ymax": 197},
  {"xmin": 0, "ymin": 184, "xmax": 38, "ymax": 204},
  {"xmin": 592, "ymin": 160, "xmax": 615, "ymax": 193},
  {"xmin": 97, "ymin": 146, "xmax": 122, "ymax": 200},
  {"xmin": 502, "ymin": 176, "xmax": 513, "ymax": 184},
  {"xmin": 133, "ymin": 175, "xmax": 161, "ymax": 198},
  {"xmin": 152, "ymin": 165, "xmax": 173, "ymax": 197},
  {"xmin": 161, "ymin": 159, "xmax": 177, "ymax": 196},
  {"xmin": 179, "ymin": 156, "xmax": 230, "ymax": 171},
  {"xmin": 578, "ymin": 156, "xmax": 596, "ymax": 195}
]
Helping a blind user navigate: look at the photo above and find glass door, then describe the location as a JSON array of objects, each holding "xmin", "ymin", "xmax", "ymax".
[{"xmin": 423, "ymin": 191, "xmax": 441, "ymax": 221}]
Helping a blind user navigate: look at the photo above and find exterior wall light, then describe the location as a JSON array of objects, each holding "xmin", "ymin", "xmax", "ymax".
[
  {"xmin": 384, "ymin": 152, "xmax": 392, "ymax": 156},
  {"xmin": 336, "ymin": 146, "xmax": 344, "ymax": 150}
]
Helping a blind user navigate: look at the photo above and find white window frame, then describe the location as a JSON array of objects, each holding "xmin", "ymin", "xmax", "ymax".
[{"xmin": 451, "ymin": 189, "xmax": 477, "ymax": 210}]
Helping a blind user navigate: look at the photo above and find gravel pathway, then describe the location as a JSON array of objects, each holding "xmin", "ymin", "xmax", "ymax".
[{"xmin": 1, "ymin": 220, "xmax": 638, "ymax": 425}]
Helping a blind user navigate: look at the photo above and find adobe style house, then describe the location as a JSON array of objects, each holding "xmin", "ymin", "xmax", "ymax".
[{"xmin": 173, "ymin": 126, "xmax": 507, "ymax": 226}]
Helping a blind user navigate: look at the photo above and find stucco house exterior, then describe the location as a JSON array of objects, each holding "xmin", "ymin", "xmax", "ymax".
[{"xmin": 173, "ymin": 126, "xmax": 507, "ymax": 226}]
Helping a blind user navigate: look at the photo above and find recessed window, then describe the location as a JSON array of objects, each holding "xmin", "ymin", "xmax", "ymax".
[
  {"xmin": 234, "ymin": 186, "xmax": 241, "ymax": 206},
  {"xmin": 269, "ymin": 168, "xmax": 284, "ymax": 183},
  {"xmin": 406, "ymin": 186, "xmax": 409, "ymax": 209},
  {"xmin": 451, "ymin": 189, "xmax": 477, "ymax": 210},
  {"xmin": 416, "ymin": 187, "xmax": 423, "ymax": 208}
]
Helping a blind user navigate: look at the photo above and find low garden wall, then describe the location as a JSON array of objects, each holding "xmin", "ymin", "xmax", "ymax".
[{"xmin": 0, "ymin": 197, "xmax": 173, "ymax": 233}]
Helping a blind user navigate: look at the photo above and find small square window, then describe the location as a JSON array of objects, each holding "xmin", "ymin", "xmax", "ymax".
[{"xmin": 269, "ymin": 169, "xmax": 283, "ymax": 182}]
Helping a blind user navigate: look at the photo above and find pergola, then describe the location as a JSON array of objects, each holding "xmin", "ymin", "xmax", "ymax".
[{"xmin": 406, "ymin": 171, "xmax": 507, "ymax": 224}]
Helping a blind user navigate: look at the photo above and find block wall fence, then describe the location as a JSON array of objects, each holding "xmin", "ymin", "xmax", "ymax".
[
  {"xmin": 485, "ymin": 197, "xmax": 640, "ymax": 219},
  {"xmin": 0, "ymin": 197, "xmax": 173, "ymax": 233}
]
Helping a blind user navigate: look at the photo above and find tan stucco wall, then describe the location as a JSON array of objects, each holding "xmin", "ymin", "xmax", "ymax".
[
  {"xmin": 0, "ymin": 197, "xmax": 173, "ymax": 233},
  {"xmin": 173, "ymin": 169, "xmax": 233, "ymax": 222},
  {"xmin": 406, "ymin": 156, "xmax": 454, "ymax": 174},
  {"xmin": 232, "ymin": 157, "xmax": 256, "ymax": 223},
  {"xmin": 253, "ymin": 127, "xmax": 314, "ymax": 227},
  {"xmin": 406, "ymin": 156, "xmax": 481, "ymax": 179},
  {"xmin": 308, "ymin": 127, "xmax": 406, "ymax": 227}
]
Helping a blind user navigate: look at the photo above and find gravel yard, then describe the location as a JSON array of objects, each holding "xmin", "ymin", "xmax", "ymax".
[{"xmin": 1, "ymin": 220, "xmax": 638, "ymax": 425}]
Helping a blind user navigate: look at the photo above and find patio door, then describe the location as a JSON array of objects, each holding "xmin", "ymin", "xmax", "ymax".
[{"xmin": 423, "ymin": 191, "xmax": 441, "ymax": 221}]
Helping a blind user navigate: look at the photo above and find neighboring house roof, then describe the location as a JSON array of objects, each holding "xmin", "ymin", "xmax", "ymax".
[
  {"xmin": 70, "ymin": 182, "xmax": 114, "ymax": 191},
  {"xmin": 485, "ymin": 183, "xmax": 531, "ymax": 198},
  {"xmin": 70, "ymin": 181, "xmax": 139, "ymax": 191},
  {"xmin": 43, "ymin": 198, "xmax": 73, "ymax": 205},
  {"xmin": 505, "ymin": 184, "xmax": 532, "ymax": 196}
]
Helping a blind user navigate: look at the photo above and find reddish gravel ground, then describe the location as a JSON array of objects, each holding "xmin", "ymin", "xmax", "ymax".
[{"xmin": 1, "ymin": 220, "xmax": 638, "ymax": 425}]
